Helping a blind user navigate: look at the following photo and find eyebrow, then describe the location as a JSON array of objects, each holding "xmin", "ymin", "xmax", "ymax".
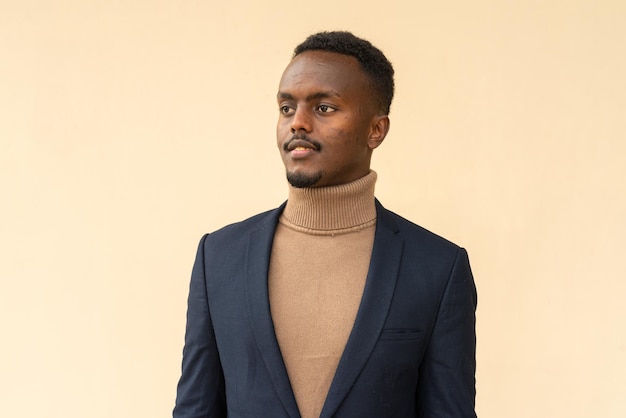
[{"xmin": 277, "ymin": 91, "xmax": 341, "ymax": 101}]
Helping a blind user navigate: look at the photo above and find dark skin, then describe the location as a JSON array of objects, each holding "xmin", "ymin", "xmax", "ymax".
[{"xmin": 276, "ymin": 50, "xmax": 390, "ymax": 188}]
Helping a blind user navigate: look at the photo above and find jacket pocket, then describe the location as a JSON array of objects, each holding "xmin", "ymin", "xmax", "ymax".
[{"xmin": 378, "ymin": 329, "xmax": 423, "ymax": 341}]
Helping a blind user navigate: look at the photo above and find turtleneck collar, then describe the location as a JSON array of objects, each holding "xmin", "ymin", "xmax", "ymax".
[{"xmin": 281, "ymin": 170, "xmax": 377, "ymax": 233}]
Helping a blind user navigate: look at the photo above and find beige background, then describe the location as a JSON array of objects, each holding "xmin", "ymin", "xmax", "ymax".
[{"xmin": 1, "ymin": 1, "xmax": 625, "ymax": 417}]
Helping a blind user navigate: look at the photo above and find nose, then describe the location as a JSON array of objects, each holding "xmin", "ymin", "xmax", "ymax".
[{"xmin": 290, "ymin": 107, "xmax": 312, "ymax": 133}]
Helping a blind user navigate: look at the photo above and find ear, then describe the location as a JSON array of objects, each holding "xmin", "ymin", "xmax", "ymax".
[{"xmin": 367, "ymin": 115, "xmax": 390, "ymax": 150}]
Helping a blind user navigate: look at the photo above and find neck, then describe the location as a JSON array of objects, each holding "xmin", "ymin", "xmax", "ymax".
[{"xmin": 282, "ymin": 171, "xmax": 377, "ymax": 231}]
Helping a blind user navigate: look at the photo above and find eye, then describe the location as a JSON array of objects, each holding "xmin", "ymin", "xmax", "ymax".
[
  {"xmin": 279, "ymin": 105, "xmax": 294, "ymax": 115},
  {"xmin": 317, "ymin": 104, "xmax": 336, "ymax": 113}
]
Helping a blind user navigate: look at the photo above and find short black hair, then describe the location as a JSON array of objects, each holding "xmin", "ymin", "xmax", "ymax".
[{"xmin": 293, "ymin": 31, "xmax": 395, "ymax": 115}]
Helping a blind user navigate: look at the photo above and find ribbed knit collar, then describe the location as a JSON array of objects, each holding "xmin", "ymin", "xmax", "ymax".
[{"xmin": 281, "ymin": 171, "xmax": 377, "ymax": 233}]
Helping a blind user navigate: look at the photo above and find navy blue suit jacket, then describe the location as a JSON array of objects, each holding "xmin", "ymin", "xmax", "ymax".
[{"xmin": 174, "ymin": 201, "xmax": 477, "ymax": 417}]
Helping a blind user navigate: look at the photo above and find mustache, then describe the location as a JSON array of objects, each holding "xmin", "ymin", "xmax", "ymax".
[{"xmin": 283, "ymin": 135, "xmax": 322, "ymax": 151}]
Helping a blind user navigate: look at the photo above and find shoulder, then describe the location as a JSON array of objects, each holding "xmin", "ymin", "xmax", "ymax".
[
  {"xmin": 211, "ymin": 204, "xmax": 283, "ymax": 235},
  {"xmin": 199, "ymin": 203, "xmax": 285, "ymax": 247},
  {"xmin": 376, "ymin": 201, "xmax": 464, "ymax": 259}
]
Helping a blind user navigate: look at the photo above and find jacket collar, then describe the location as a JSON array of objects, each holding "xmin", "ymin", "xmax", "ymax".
[
  {"xmin": 244, "ymin": 201, "xmax": 403, "ymax": 418},
  {"xmin": 320, "ymin": 201, "xmax": 403, "ymax": 418}
]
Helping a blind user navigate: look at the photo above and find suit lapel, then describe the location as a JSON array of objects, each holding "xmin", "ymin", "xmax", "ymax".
[
  {"xmin": 244, "ymin": 204, "xmax": 301, "ymax": 418},
  {"xmin": 320, "ymin": 202, "xmax": 404, "ymax": 418}
]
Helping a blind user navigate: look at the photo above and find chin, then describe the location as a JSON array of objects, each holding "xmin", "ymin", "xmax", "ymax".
[{"xmin": 286, "ymin": 170, "xmax": 323, "ymax": 188}]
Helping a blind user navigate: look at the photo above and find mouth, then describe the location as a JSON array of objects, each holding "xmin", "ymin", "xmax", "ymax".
[{"xmin": 285, "ymin": 138, "xmax": 321, "ymax": 152}]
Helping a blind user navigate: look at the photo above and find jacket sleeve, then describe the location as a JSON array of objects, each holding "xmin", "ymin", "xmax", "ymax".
[
  {"xmin": 416, "ymin": 247, "xmax": 478, "ymax": 417},
  {"xmin": 173, "ymin": 234, "xmax": 227, "ymax": 418}
]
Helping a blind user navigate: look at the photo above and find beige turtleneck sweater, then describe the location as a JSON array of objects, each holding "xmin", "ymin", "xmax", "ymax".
[{"xmin": 268, "ymin": 171, "xmax": 377, "ymax": 418}]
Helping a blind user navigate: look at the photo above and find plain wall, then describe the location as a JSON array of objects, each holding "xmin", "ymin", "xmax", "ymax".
[{"xmin": 1, "ymin": 1, "xmax": 624, "ymax": 417}]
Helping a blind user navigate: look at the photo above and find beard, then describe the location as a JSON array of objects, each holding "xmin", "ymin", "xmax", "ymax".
[{"xmin": 286, "ymin": 170, "xmax": 323, "ymax": 188}]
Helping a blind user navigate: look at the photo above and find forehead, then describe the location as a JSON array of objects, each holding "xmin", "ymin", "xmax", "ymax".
[{"xmin": 278, "ymin": 50, "xmax": 370, "ymax": 96}]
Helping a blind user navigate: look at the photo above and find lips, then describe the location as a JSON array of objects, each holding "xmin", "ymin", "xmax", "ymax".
[{"xmin": 286, "ymin": 139, "xmax": 320, "ymax": 152}]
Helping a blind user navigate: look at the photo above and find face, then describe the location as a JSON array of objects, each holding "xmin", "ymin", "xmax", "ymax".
[{"xmin": 276, "ymin": 50, "xmax": 389, "ymax": 188}]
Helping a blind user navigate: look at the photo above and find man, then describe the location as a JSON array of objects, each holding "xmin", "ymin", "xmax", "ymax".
[{"xmin": 174, "ymin": 31, "xmax": 477, "ymax": 418}]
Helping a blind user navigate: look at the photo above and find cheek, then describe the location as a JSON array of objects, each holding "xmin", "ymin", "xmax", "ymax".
[
  {"xmin": 339, "ymin": 116, "xmax": 369, "ymax": 141},
  {"xmin": 325, "ymin": 123, "xmax": 351, "ymax": 144},
  {"xmin": 276, "ymin": 121, "xmax": 289, "ymax": 144},
  {"xmin": 333, "ymin": 130, "xmax": 349, "ymax": 143},
  {"xmin": 276, "ymin": 119, "xmax": 286, "ymax": 134},
  {"xmin": 329, "ymin": 123, "xmax": 368, "ymax": 149}
]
